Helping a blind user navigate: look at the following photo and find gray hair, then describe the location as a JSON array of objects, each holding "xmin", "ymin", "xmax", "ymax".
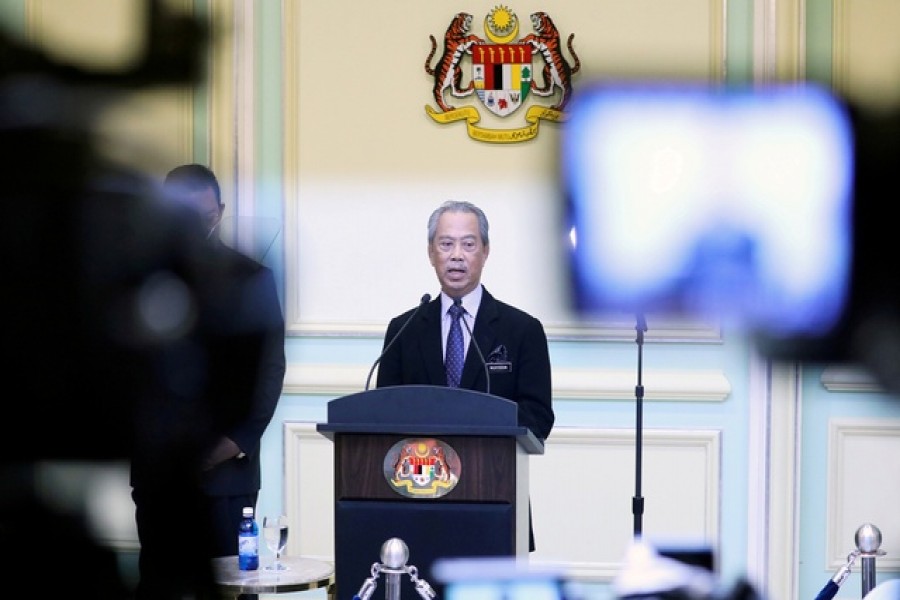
[{"xmin": 427, "ymin": 200, "xmax": 490, "ymax": 246}]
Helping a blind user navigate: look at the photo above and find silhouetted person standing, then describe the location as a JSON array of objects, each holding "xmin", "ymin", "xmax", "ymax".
[{"xmin": 130, "ymin": 164, "xmax": 286, "ymax": 599}]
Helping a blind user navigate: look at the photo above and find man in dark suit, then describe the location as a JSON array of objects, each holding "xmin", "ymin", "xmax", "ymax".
[
  {"xmin": 376, "ymin": 199, "xmax": 555, "ymax": 550},
  {"xmin": 130, "ymin": 164, "xmax": 286, "ymax": 599}
]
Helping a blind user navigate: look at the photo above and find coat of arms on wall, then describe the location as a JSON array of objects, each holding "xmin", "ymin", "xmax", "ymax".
[{"xmin": 425, "ymin": 7, "xmax": 580, "ymax": 143}]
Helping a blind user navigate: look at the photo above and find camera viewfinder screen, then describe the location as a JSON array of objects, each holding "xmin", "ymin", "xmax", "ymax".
[{"xmin": 562, "ymin": 84, "xmax": 854, "ymax": 337}]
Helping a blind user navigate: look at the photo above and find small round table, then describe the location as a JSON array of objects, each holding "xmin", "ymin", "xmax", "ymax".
[{"xmin": 212, "ymin": 555, "xmax": 335, "ymax": 599}]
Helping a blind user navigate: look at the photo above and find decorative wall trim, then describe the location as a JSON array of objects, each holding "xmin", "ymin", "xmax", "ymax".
[
  {"xmin": 284, "ymin": 422, "xmax": 335, "ymax": 561},
  {"xmin": 832, "ymin": 0, "xmax": 848, "ymax": 93},
  {"xmin": 283, "ymin": 364, "xmax": 731, "ymax": 402},
  {"xmin": 289, "ymin": 319, "xmax": 722, "ymax": 343},
  {"xmin": 709, "ymin": 0, "xmax": 727, "ymax": 81},
  {"xmin": 821, "ymin": 365, "xmax": 882, "ymax": 393},
  {"xmin": 546, "ymin": 319, "xmax": 722, "ymax": 343},
  {"xmin": 283, "ymin": 0, "xmax": 302, "ymax": 338},
  {"xmin": 746, "ymin": 353, "xmax": 771, "ymax": 592},
  {"xmin": 754, "ymin": 0, "xmax": 807, "ymax": 83},
  {"xmin": 531, "ymin": 427, "xmax": 721, "ymax": 581},
  {"xmin": 776, "ymin": 0, "xmax": 805, "ymax": 81},
  {"xmin": 765, "ymin": 361, "xmax": 802, "ymax": 600},
  {"xmin": 209, "ymin": 1, "xmax": 238, "ymax": 203},
  {"xmin": 827, "ymin": 418, "xmax": 900, "ymax": 571}
]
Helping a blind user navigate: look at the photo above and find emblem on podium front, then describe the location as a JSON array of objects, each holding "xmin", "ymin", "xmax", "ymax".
[{"xmin": 384, "ymin": 438, "xmax": 461, "ymax": 498}]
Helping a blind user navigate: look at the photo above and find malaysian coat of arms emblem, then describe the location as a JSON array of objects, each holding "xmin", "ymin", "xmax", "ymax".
[
  {"xmin": 425, "ymin": 7, "xmax": 580, "ymax": 143},
  {"xmin": 384, "ymin": 438, "xmax": 461, "ymax": 499}
]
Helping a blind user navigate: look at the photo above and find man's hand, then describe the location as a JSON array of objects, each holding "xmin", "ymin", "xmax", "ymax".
[{"xmin": 202, "ymin": 436, "xmax": 242, "ymax": 471}]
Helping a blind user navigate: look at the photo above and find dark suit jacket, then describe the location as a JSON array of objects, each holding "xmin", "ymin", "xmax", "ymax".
[
  {"xmin": 376, "ymin": 286, "xmax": 554, "ymax": 440},
  {"xmin": 197, "ymin": 242, "xmax": 286, "ymax": 495},
  {"xmin": 130, "ymin": 239, "xmax": 286, "ymax": 497}
]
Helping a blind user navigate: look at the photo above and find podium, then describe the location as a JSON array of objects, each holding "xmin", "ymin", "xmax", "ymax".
[{"xmin": 316, "ymin": 385, "xmax": 543, "ymax": 600}]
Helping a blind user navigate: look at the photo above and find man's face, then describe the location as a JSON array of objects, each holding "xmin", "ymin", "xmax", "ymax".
[
  {"xmin": 428, "ymin": 211, "xmax": 489, "ymax": 299},
  {"xmin": 181, "ymin": 185, "xmax": 223, "ymax": 237}
]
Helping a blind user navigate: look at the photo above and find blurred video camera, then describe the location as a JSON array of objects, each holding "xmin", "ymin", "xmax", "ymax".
[
  {"xmin": 562, "ymin": 82, "xmax": 900, "ymax": 392},
  {"xmin": 1, "ymin": 0, "xmax": 207, "ymax": 461}
]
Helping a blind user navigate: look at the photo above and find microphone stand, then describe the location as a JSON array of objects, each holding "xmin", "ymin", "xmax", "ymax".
[
  {"xmin": 633, "ymin": 314, "xmax": 647, "ymax": 537},
  {"xmin": 458, "ymin": 304, "xmax": 490, "ymax": 396},
  {"xmin": 365, "ymin": 294, "xmax": 431, "ymax": 390}
]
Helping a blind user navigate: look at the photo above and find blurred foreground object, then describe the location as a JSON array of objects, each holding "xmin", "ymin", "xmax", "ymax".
[
  {"xmin": 432, "ymin": 554, "xmax": 566, "ymax": 600},
  {"xmin": 562, "ymin": 82, "xmax": 900, "ymax": 394},
  {"xmin": 0, "ymin": 2, "xmax": 221, "ymax": 597},
  {"xmin": 563, "ymin": 83, "xmax": 853, "ymax": 345},
  {"xmin": 863, "ymin": 580, "xmax": 900, "ymax": 600},
  {"xmin": 1, "ymin": 0, "xmax": 205, "ymax": 461},
  {"xmin": 613, "ymin": 539, "xmax": 760, "ymax": 599}
]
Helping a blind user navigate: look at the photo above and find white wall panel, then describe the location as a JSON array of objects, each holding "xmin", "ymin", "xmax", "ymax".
[{"xmin": 827, "ymin": 419, "xmax": 900, "ymax": 571}]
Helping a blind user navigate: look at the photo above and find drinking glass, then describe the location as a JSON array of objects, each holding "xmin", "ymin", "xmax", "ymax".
[{"xmin": 262, "ymin": 514, "xmax": 289, "ymax": 571}]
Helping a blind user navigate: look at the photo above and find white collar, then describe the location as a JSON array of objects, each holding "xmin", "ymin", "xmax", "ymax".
[{"xmin": 441, "ymin": 286, "xmax": 483, "ymax": 317}]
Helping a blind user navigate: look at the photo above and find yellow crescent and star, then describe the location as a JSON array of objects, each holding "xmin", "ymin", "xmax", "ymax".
[
  {"xmin": 484, "ymin": 6, "xmax": 519, "ymax": 44},
  {"xmin": 425, "ymin": 5, "xmax": 566, "ymax": 143}
]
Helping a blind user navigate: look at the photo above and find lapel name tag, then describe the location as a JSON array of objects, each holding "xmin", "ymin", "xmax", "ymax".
[{"xmin": 487, "ymin": 362, "xmax": 512, "ymax": 373}]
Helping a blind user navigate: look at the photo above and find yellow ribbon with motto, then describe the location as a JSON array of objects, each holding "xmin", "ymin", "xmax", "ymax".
[
  {"xmin": 425, "ymin": 104, "xmax": 567, "ymax": 144},
  {"xmin": 390, "ymin": 477, "xmax": 456, "ymax": 496}
]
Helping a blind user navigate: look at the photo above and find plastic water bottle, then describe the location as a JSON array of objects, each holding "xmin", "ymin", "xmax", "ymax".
[{"xmin": 238, "ymin": 506, "xmax": 259, "ymax": 571}]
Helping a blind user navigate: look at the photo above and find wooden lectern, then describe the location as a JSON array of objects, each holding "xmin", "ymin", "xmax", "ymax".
[{"xmin": 316, "ymin": 385, "xmax": 543, "ymax": 600}]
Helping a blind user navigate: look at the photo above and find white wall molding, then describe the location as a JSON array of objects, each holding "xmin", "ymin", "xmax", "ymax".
[
  {"xmin": 821, "ymin": 365, "xmax": 882, "ymax": 393},
  {"xmin": 283, "ymin": 364, "xmax": 731, "ymax": 403},
  {"xmin": 765, "ymin": 361, "xmax": 802, "ymax": 600},
  {"xmin": 827, "ymin": 418, "xmax": 900, "ymax": 571},
  {"xmin": 284, "ymin": 422, "xmax": 334, "ymax": 562},
  {"xmin": 531, "ymin": 427, "xmax": 721, "ymax": 581}
]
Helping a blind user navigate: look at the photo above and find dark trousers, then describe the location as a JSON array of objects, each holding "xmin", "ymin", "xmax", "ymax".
[{"xmin": 132, "ymin": 487, "xmax": 258, "ymax": 600}]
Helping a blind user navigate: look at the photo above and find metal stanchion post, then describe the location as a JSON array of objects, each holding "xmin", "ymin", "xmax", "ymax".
[
  {"xmin": 352, "ymin": 538, "xmax": 436, "ymax": 600},
  {"xmin": 855, "ymin": 523, "xmax": 885, "ymax": 598},
  {"xmin": 814, "ymin": 523, "xmax": 888, "ymax": 600},
  {"xmin": 381, "ymin": 538, "xmax": 407, "ymax": 600}
]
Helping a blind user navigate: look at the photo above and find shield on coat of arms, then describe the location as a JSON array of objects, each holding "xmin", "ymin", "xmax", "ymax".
[{"xmin": 472, "ymin": 43, "xmax": 532, "ymax": 117}]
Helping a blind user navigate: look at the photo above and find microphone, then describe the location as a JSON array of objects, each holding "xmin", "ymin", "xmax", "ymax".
[
  {"xmin": 636, "ymin": 313, "xmax": 648, "ymax": 333},
  {"xmin": 636, "ymin": 313, "xmax": 647, "ymax": 344},
  {"xmin": 365, "ymin": 293, "xmax": 431, "ymax": 391},
  {"xmin": 455, "ymin": 298, "xmax": 491, "ymax": 396}
]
